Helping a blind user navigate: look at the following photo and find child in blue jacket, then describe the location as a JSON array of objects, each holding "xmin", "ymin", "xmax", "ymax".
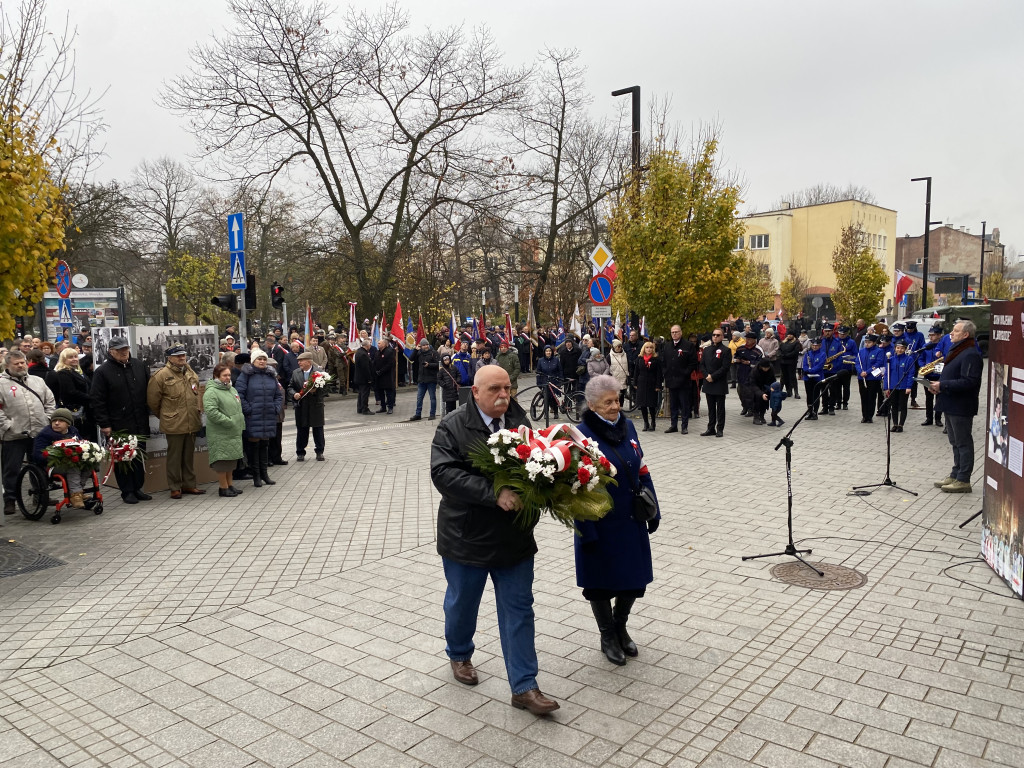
[{"xmin": 768, "ymin": 381, "xmax": 789, "ymax": 426}]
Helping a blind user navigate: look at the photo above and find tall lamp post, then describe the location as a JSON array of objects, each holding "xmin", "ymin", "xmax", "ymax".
[
  {"xmin": 611, "ymin": 86, "xmax": 641, "ymax": 177},
  {"xmin": 979, "ymin": 221, "xmax": 990, "ymax": 301},
  {"xmin": 910, "ymin": 176, "xmax": 943, "ymax": 311}
]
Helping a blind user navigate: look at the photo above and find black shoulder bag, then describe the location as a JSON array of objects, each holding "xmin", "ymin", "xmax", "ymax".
[{"xmin": 606, "ymin": 443, "xmax": 659, "ymax": 523}]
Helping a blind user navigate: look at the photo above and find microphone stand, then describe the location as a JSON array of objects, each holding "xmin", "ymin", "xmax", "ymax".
[
  {"xmin": 741, "ymin": 376, "xmax": 836, "ymax": 577},
  {"xmin": 851, "ymin": 388, "xmax": 917, "ymax": 496}
]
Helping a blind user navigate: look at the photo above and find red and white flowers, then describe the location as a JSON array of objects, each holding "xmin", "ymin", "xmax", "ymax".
[
  {"xmin": 44, "ymin": 439, "xmax": 106, "ymax": 472},
  {"xmin": 298, "ymin": 371, "xmax": 332, "ymax": 399},
  {"xmin": 472, "ymin": 423, "xmax": 617, "ymax": 531}
]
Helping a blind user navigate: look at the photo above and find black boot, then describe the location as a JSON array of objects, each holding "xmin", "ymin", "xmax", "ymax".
[
  {"xmin": 612, "ymin": 596, "xmax": 638, "ymax": 657},
  {"xmin": 258, "ymin": 442, "xmax": 275, "ymax": 485},
  {"xmin": 642, "ymin": 413, "xmax": 650, "ymax": 432},
  {"xmin": 248, "ymin": 442, "xmax": 262, "ymax": 487},
  {"xmin": 590, "ymin": 600, "xmax": 626, "ymax": 665}
]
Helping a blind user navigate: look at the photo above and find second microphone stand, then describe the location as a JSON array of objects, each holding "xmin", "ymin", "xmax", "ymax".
[{"xmin": 851, "ymin": 388, "xmax": 917, "ymax": 496}]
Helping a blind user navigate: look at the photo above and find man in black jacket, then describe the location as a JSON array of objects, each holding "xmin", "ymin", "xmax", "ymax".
[
  {"xmin": 661, "ymin": 325, "xmax": 697, "ymax": 434},
  {"xmin": 373, "ymin": 338, "xmax": 396, "ymax": 414},
  {"xmin": 558, "ymin": 338, "xmax": 582, "ymax": 387},
  {"xmin": 929, "ymin": 320, "xmax": 983, "ymax": 493},
  {"xmin": 700, "ymin": 328, "xmax": 732, "ymax": 437},
  {"xmin": 430, "ymin": 365, "xmax": 558, "ymax": 715},
  {"xmin": 90, "ymin": 336, "xmax": 153, "ymax": 504},
  {"xmin": 352, "ymin": 339, "xmax": 374, "ymax": 415},
  {"xmin": 410, "ymin": 339, "xmax": 440, "ymax": 421}
]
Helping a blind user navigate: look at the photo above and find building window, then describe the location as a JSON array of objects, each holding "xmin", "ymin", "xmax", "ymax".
[
  {"xmin": 735, "ymin": 235, "xmax": 744, "ymax": 250},
  {"xmin": 915, "ymin": 257, "xmax": 922, "ymax": 265},
  {"xmin": 749, "ymin": 234, "xmax": 769, "ymax": 249}
]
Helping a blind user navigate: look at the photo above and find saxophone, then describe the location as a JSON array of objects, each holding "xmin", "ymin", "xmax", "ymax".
[
  {"xmin": 822, "ymin": 350, "xmax": 846, "ymax": 371},
  {"xmin": 918, "ymin": 351, "xmax": 944, "ymax": 376}
]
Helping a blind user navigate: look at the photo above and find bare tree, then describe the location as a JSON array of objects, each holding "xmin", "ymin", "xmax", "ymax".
[
  {"xmin": 0, "ymin": 0, "xmax": 105, "ymax": 189},
  {"xmin": 768, "ymin": 183, "xmax": 876, "ymax": 210},
  {"xmin": 129, "ymin": 157, "xmax": 205, "ymax": 256},
  {"xmin": 164, "ymin": 0, "xmax": 528, "ymax": 312}
]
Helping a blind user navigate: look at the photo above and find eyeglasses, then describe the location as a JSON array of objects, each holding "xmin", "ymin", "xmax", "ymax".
[{"xmin": 711, "ymin": 333, "xmax": 723, "ymax": 338}]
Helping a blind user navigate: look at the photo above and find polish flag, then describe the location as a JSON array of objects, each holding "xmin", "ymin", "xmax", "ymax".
[
  {"xmin": 348, "ymin": 302, "xmax": 359, "ymax": 351},
  {"xmin": 894, "ymin": 270, "xmax": 914, "ymax": 304}
]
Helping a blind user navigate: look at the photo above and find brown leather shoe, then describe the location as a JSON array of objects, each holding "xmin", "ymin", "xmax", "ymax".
[
  {"xmin": 510, "ymin": 689, "xmax": 559, "ymax": 715},
  {"xmin": 450, "ymin": 660, "xmax": 478, "ymax": 686},
  {"xmin": 169, "ymin": 490, "xmax": 183, "ymax": 499},
  {"xmin": 181, "ymin": 487, "xmax": 206, "ymax": 495}
]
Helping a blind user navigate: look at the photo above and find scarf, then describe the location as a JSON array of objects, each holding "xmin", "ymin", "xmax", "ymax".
[
  {"xmin": 642, "ymin": 354, "xmax": 652, "ymax": 366},
  {"xmin": 942, "ymin": 337, "xmax": 975, "ymax": 366},
  {"xmin": 582, "ymin": 408, "xmax": 628, "ymax": 444}
]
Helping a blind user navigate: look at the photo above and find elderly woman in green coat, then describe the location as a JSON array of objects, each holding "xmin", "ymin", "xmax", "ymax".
[{"xmin": 203, "ymin": 363, "xmax": 245, "ymax": 497}]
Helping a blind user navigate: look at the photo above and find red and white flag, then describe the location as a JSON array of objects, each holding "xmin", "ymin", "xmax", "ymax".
[
  {"xmin": 894, "ymin": 269, "xmax": 913, "ymax": 304},
  {"xmin": 348, "ymin": 302, "xmax": 359, "ymax": 351},
  {"xmin": 390, "ymin": 299, "xmax": 405, "ymax": 345},
  {"xmin": 504, "ymin": 312, "xmax": 514, "ymax": 343}
]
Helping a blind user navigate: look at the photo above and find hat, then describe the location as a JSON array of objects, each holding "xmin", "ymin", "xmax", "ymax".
[
  {"xmin": 744, "ymin": 331, "xmax": 758, "ymax": 339},
  {"xmin": 419, "ymin": 339, "xmax": 431, "ymax": 347},
  {"xmin": 865, "ymin": 333, "xmax": 879, "ymax": 342},
  {"xmin": 50, "ymin": 408, "xmax": 75, "ymax": 425},
  {"xmin": 929, "ymin": 326, "xmax": 943, "ymax": 335},
  {"xmin": 250, "ymin": 349, "xmax": 268, "ymax": 361},
  {"xmin": 822, "ymin": 325, "xmax": 833, "ymax": 331},
  {"xmin": 810, "ymin": 337, "xmax": 822, "ymax": 345},
  {"xmin": 893, "ymin": 338, "xmax": 908, "ymax": 348},
  {"xmin": 880, "ymin": 333, "xmax": 893, "ymax": 342},
  {"xmin": 891, "ymin": 322, "xmax": 905, "ymax": 331},
  {"xmin": 442, "ymin": 354, "xmax": 452, "ymax": 362},
  {"xmin": 297, "ymin": 352, "xmax": 313, "ymax": 361},
  {"xmin": 166, "ymin": 345, "xmax": 187, "ymax": 356},
  {"xmin": 612, "ymin": 338, "xmax": 623, "ymax": 347},
  {"xmin": 905, "ymin": 319, "xmax": 918, "ymax": 328},
  {"xmin": 328, "ymin": 333, "xmax": 337, "ymax": 339},
  {"xmin": 108, "ymin": 336, "xmax": 130, "ymax": 350},
  {"xmin": 266, "ymin": 358, "xmax": 278, "ymax": 367},
  {"xmin": 225, "ymin": 335, "xmax": 234, "ymax": 341},
  {"xmin": 235, "ymin": 352, "xmax": 251, "ymax": 365},
  {"xmin": 499, "ymin": 341, "xmax": 509, "ymax": 348},
  {"xmin": 837, "ymin": 326, "xmax": 850, "ymax": 334},
  {"xmin": 582, "ymin": 334, "xmax": 592, "ymax": 341}
]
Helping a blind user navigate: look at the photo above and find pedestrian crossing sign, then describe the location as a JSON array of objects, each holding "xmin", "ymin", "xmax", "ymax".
[
  {"xmin": 57, "ymin": 298, "xmax": 73, "ymax": 327},
  {"xmin": 230, "ymin": 251, "xmax": 246, "ymax": 289}
]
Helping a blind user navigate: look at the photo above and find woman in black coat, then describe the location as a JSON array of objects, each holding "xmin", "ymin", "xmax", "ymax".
[
  {"xmin": 751, "ymin": 358, "xmax": 776, "ymax": 426},
  {"xmin": 632, "ymin": 341, "xmax": 663, "ymax": 432},
  {"xmin": 535, "ymin": 346, "xmax": 563, "ymax": 413},
  {"xmin": 575, "ymin": 374, "xmax": 660, "ymax": 665},
  {"xmin": 55, "ymin": 348, "xmax": 97, "ymax": 439},
  {"xmin": 777, "ymin": 332, "xmax": 801, "ymax": 399},
  {"xmin": 235, "ymin": 349, "xmax": 284, "ymax": 487}
]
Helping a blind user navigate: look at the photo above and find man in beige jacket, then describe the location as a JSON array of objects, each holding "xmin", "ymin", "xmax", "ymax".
[{"xmin": 147, "ymin": 345, "xmax": 204, "ymax": 499}]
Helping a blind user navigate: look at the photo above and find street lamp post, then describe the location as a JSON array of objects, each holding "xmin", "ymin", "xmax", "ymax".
[
  {"xmin": 910, "ymin": 177, "xmax": 943, "ymax": 311},
  {"xmin": 979, "ymin": 221, "xmax": 987, "ymax": 300},
  {"xmin": 611, "ymin": 86, "xmax": 641, "ymax": 177}
]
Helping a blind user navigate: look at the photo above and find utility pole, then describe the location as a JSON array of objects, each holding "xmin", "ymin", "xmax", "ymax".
[
  {"xmin": 611, "ymin": 86, "xmax": 641, "ymax": 177},
  {"xmin": 910, "ymin": 177, "xmax": 942, "ymax": 311},
  {"xmin": 979, "ymin": 221, "xmax": 987, "ymax": 301}
]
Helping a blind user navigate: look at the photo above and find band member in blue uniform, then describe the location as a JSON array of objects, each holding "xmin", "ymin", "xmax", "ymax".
[
  {"xmin": 884, "ymin": 337, "xmax": 915, "ymax": 432},
  {"xmin": 903, "ymin": 320, "xmax": 926, "ymax": 408},
  {"xmin": 836, "ymin": 326, "xmax": 858, "ymax": 410},
  {"xmin": 801, "ymin": 338, "xmax": 827, "ymax": 420},
  {"xmin": 919, "ymin": 326, "xmax": 945, "ymax": 427},
  {"xmin": 818, "ymin": 326, "xmax": 842, "ymax": 412},
  {"xmin": 855, "ymin": 333, "xmax": 886, "ymax": 424}
]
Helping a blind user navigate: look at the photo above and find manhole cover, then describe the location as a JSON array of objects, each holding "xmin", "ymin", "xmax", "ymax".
[
  {"xmin": 0, "ymin": 542, "xmax": 66, "ymax": 579},
  {"xmin": 771, "ymin": 562, "xmax": 867, "ymax": 591}
]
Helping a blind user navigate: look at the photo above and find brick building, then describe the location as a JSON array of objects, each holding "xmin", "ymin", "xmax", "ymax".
[{"xmin": 895, "ymin": 225, "xmax": 1005, "ymax": 285}]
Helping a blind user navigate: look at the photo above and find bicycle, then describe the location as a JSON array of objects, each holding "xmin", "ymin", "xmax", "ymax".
[{"xmin": 529, "ymin": 378, "xmax": 586, "ymax": 423}]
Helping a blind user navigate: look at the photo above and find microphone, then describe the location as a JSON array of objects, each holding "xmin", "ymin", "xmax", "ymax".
[{"xmin": 819, "ymin": 369, "xmax": 852, "ymax": 385}]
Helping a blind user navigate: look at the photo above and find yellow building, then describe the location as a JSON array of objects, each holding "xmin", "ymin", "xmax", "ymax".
[{"xmin": 738, "ymin": 199, "xmax": 897, "ymax": 317}]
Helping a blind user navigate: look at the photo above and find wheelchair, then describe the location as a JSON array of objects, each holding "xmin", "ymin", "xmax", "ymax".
[{"xmin": 16, "ymin": 462, "xmax": 104, "ymax": 525}]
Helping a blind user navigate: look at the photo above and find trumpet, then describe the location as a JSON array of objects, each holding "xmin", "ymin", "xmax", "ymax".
[{"xmin": 918, "ymin": 351, "xmax": 944, "ymax": 376}]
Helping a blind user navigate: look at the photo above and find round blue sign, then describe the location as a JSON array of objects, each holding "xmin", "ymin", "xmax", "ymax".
[
  {"xmin": 55, "ymin": 260, "xmax": 72, "ymax": 298},
  {"xmin": 589, "ymin": 275, "xmax": 613, "ymax": 305}
]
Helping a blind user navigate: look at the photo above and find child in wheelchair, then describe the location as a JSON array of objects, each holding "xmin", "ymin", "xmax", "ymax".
[{"xmin": 32, "ymin": 408, "xmax": 93, "ymax": 509}]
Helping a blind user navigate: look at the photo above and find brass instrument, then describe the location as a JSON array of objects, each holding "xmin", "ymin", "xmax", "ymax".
[
  {"xmin": 918, "ymin": 351, "xmax": 944, "ymax": 376},
  {"xmin": 822, "ymin": 350, "xmax": 846, "ymax": 371}
]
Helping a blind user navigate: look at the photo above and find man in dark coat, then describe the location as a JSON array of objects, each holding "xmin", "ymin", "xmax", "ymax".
[
  {"xmin": 352, "ymin": 339, "xmax": 374, "ymax": 415},
  {"xmin": 622, "ymin": 329, "xmax": 641, "ymax": 379},
  {"xmin": 929, "ymin": 320, "xmax": 983, "ymax": 493},
  {"xmin": 90, "ymin": 336, "xmax": 153, "ymax": 504},
  {"xmin": 699, "ymin": 328, "xmax": 732, "ymax": 437},
  {"xmin": 558, "ymin": 338, "xmax": 582, "ymax": 386},
  {"xmin": 287, "ymin": 352, "xmax": 327, "ymax": 461},
  {"xmin": 660, "ymin": 324, "xmax": 697, "ymax": 434},
  {"xmin": 373, "ymin": 338, "xmax": 397, "ymax": 414},
  {"xmin": 430, "ymin": 365, "xmax": 558, "ymax": 715},
  {"xmin": 410, "ymin": 339, "xmax": 440, "ymax": 421}
]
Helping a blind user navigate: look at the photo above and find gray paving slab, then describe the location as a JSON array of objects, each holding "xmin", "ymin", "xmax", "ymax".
[{"xmin": 0, "ymin": 374, "xmax": 1021, "ymax": 767}]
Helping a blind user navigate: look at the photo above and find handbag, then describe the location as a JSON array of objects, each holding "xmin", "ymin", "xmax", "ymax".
[{"xmin": 606, "ymin": 444, "xmax": 659, "ymax": 523}]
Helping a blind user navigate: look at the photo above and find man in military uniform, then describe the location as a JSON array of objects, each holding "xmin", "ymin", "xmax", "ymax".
[
  {"xmin": 147, "ymin": 345, "xmax": 205, "ymax": 499},
  {"xmin": 733, "ymin": 331, "xmax": 763, "ymax": 418}
]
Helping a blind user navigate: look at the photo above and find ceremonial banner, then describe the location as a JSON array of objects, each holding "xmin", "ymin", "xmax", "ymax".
[{"xmin": 982, "ymin": 301, "xmax": 1023, "ymax": 598}]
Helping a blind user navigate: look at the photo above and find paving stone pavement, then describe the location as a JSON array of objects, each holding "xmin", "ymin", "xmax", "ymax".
[{"xmin": 1, "ymin": 374, "xmax": 1021, "ymax": 767}]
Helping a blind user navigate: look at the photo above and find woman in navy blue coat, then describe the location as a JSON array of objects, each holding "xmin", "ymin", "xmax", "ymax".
[
  {"xmin": 575, "ymin": 374, "xmax": 660, "ymax": 665},
  {"xmin": 535, "ymin": 346, "xmax": 563, "ymax": 413},
  {"xmin": 235, "ymin": 349, "xmax": 284, "ymax": 487}
]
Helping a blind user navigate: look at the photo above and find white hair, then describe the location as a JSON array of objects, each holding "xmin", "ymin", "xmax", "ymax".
[{"xmin": 584, "ymin": 374, "xmax": 621, "ymax": 403}]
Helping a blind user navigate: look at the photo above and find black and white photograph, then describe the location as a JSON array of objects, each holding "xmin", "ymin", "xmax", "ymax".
[{"xmin": 91, "ymin": 325, "xmax": 131, "ymax": 366}]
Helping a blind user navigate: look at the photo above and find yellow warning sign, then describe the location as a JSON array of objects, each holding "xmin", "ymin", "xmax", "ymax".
[{"xmin": 589, "ymin": 242, "xmax": 614, "ymax": 271}]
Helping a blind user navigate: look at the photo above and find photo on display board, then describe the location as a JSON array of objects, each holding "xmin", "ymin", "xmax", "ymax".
[
  {"xmin": 988, "ymin": 362, "xmax": 1010, "ymax": 467},
  {"xmin": 91, "ymin": 326, "xmax": 131, "ymax": 366}
]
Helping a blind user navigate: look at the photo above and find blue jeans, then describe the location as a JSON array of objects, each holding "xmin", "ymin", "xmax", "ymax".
[
  {"xmin": 442, "ymin": 557, "xmax": 538, "ymax": 695},
  {"xmin": 415, "ymin": 382, "xmax": 437, "ymax": 417},
  {"xmin": 945, "ymin": 414, "xmax": 975, "ymax": 482}
]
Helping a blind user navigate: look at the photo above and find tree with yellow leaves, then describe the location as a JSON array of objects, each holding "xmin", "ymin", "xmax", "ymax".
[
  {"xmin": 0, "ymin": 106, "xmax": 65, "ymax": 337},
  {"xmin": 830, "ymin": 223, "xmax": 888, "ymax": 323},
  {"xmin": 607, "ymin": 138, "xmax": 745, "ymax": 337}
]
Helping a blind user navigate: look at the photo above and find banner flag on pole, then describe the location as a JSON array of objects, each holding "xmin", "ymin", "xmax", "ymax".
[
  {"xmin": 390, "ymin": 299, "xmax": 405, "ymax": 345},
  {"xmin": 449, "ymin": 310, "xmax": 457, "ymax": 346},
  {"xmin": 348, "ymin": 302, "xmax": 359, "ymax": 351},
  {"xmin": 370, "ymin": 315, "xmax": 380, "ymax": 346},
  {"xmin": 615, "ymin": 311, "xmax": 622, "ymax": 340},
  {"xmin": 639, "ymin": 315, "xmax": 646, "ymax": 338},
  {"xmin": 416, "ymin": 313, "xmax": 427, "ymax": 344},
  {"xmin": 407, "ymin": 316, "xmax": 414, "ymax": 337},
  {"xmin": 304, "ymin": 303, "xmax": 314, "ymax": 346},
  {"xmin": 471, "ymin": 316, "xmax": 479, "ymax": 341},
  {"xmin": 894, "ymin": 269, "xmax": 914, "ymax": 304},
  {"xmin": 569, "ymin": 302, "xmax": 581, "ymax": 337},
  {"xmin": 556, "ymin": 316, "xmax": 565, "ymax": 346},
  {"xmin": 504, "ymin": 312, "xmax": 514, "ymax": 344}
]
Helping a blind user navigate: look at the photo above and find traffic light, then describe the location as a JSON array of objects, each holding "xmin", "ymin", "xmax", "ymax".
[
  {"xmin": 271, "ymin": 282, "xmax": 285, "ymax": 309},
  {"xmin": 211, "ymin": 294, "xmax": 239, "ymax": 314},
  {"xmin": 244, "ymin": 271, "xmax": 256, "ymax": 311}
]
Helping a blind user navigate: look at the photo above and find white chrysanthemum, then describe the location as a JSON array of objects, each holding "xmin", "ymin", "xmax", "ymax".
[
  {"xmin": 530, "ymin": 448, "xmax": 543, "ymax": 461},
  {"xmin": 494, "ymin": 455, "xmax": 504, "ymax": 465},
  {"xmin": 487, "ymin": 433, "xmax": 501, "ymax": 446}
]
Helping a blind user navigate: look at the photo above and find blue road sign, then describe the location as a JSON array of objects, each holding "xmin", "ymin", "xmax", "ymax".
[
  {"xmin": 231, "ymin": 251, "xmax": 246, "ymax": 290},
  {"xmin": 57, "ymin": 298, "xmax": 73, "ymax": 327},
  {"xmin": 589, "ymin": 274, "xmax": 613, "ymax": 305},
  {"xmin": 55, "ymin": 261, "xmax": 72, "ymax": 298},
  {"xmin": 227, "ymin": 213, "xmax": 245, "ymax": 252}
]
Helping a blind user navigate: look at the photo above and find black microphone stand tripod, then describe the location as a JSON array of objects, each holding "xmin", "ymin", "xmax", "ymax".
[
  {"xmin": 741, "ymin": 375, "xmax": 840, "ymax": 577},
  {"xmin": 851, "ymin": 387, "xmax": 917, "ymax": 496}
]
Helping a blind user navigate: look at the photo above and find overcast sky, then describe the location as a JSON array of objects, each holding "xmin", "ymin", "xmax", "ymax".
[{"xmin": 48, "ymin": 0, "xmax": 1024, "ymax": 259}]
